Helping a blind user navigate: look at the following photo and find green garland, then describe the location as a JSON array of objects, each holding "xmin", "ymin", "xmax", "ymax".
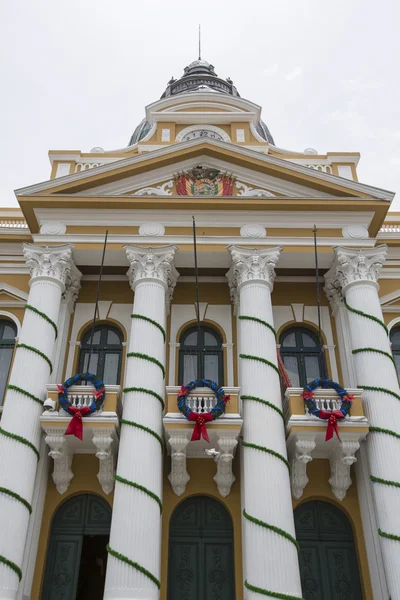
[
  {"xmin": 241, "ymin": 395, "xmax": 284, "ymax": 421},
  {"xmin": 369, "ymin": 426, "xmax": 400, "ymax": 440},
  {"xmin": 16, "ymin": 343, "xmax": 53, "ymax": 374},
  {"xmin": 370, "ymin": 475, "xmax": 400, "ymax": 489},
  {"xmin": 359, "ymin": 385, "xmax": 400, "ymax": 402},
  {"xmin": 352, "ymin": 347, "xmax": 396, "ymax": 370},
  {"xmin": 107, "ymin": 545, "xmax": 160, "ymax": 589},
  {"xmin": 0, "ymin": 427, "xmax": 39, "ymax": 462},
  {"xmin": 240, "ymin": 354, "xmax": 280, "ymax": 376},
  {"xmin": 0, "ymin": 554, "xmax": 22, "ymax": 582},
  {"xmin": 131, "ymin": 314, "xmax": 166, "ymax": 343},
  {"xmin": 0, "ymin": 487, "xmax": 32, "ymax": 514},
  {"xmin": 243, "ymin": 510, "xmax": 299, "ymax": 551},
  {"xmin": 242, "ymin": 441, "xmax": 290, "ymax": 472},
  {"xmin": 238, "ymin": 316, "xmax": 276, "ymax": 338},
  {"xmin": 123, "ymin": 386, "xmax": 165, "ymax": 410},
  {"xmin": 114, "ymin": 474, "xmax": 162, "ymax": 514},
  {"xmin": 378, "ymin": 529, "xmax": 400, "ymax": 542},
  {"xmin": 344, "ymin": 298, "xmax": 388, "ymax": 334},
  {"xmin": 126, "ymin": 352, "xmax": 165, "ymax": 379},
  {"xmin": 24, "ymin": 304, "xmax": 58, "ymax": 339},
  {"xmin": 244, "ymin": 581, "xmax": 304, "ymax": 600},
  {"xmin": 6, "ymin": 384, "xmax": 43, "ymax": 406},
  {"xmin": 121, "ymin": 418, "xmax": 164, "ymax": 452}
]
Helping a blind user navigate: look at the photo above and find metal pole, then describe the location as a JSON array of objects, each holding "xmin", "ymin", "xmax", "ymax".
[
  {"xmin": 87, "ymin": 230, "xmax": 108, "ymax": 374},
  {"xmin": 313, "ymin": 225, "xmax": 327, "ymax": 377},
  {"xmin": 192, "ymin": 216, "xmax": 203, "ymax": 378}
]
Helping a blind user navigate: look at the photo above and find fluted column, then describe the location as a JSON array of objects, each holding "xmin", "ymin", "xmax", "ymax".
[
  {"xmin": 105, "ymin": 245, "xmax": 178, "ymax": 600},
  {"xmin": 227, "ymin": 246, "xmax": 303, "ymax": 600},
  {"xmin": 326, "ymin": 245, "xmax": 400, "ymax": 598},
  {"xmin": 0, "ymin": 244, "xmax": 80, "ymax": 599}
]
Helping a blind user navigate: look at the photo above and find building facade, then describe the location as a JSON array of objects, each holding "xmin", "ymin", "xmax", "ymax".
[{"xmin": 0, "ymin": 57, "xmax": 399, "ymax": 600}]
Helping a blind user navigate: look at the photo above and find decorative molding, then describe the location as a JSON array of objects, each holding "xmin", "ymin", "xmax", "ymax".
[
  {"xmin": 22, "ymin": 244, "xmax": 80, "ymax": 291},
  {"xmin": 92, "ymin": 429, "xmax": 116, "ymax": 495},
  {"xmin": 329, "ymin": 439, "xmax": 360, "ymax": 501},
  {"xmin": 288, "ymin": 437, "xmax": 316, "ymax": 499},
  {"xmin": 226, "ymin": 246, "xmax": 282, "ymax": 300},
  {"xmin": 212, "ymin": 432, "xmax": 238, "ymax": 497},
  {"xmin": 43, "ymin": 428, "xmax": 73, "ymax": 494},
  {"xmin": 167, "ymin": 432, "xmax": 191, "ymax": 496},
  {"xmin": 326, "ymin": 246, "xmax": 388, "ymax": 293},
  {"xmin": 132, "ymin": 180, "xmax": 173, "ymax": 196},
  {"xmin": 39, "ymin": 222, "xmax": 67, "ymax": 235},
  {"xmin": 0, "ymin": 310, "xmax": 22, "ymax": 338},
  {"xmin": 63, "ymin": 265, "xmax": 82, "ymax": 304},
  {"xmin": 236, "ymin": 181, "xmax": 275, "ymax": 197},
  {"xmin": 240, "ymin": 224, "xmax": 267, "ymax": 238},
  {"xmin": 161, "ymin": 129, "xmax": 171, "ymax": 142},
  {"xmin": 125, "ymin": 245, "xmax": 179, "ymax": 302},
  {"xmin": 342, "ymin": 224, "xmax": 369, "ymax": 239},
  {"xmin": 138, "ymin": 222, "xmax": 165, "ymax": 237}
]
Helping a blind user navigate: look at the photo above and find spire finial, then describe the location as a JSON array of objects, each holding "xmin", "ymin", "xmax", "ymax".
[{"xmin": 198, "ymin": 24, "xmax": 201, "ymax": 60}]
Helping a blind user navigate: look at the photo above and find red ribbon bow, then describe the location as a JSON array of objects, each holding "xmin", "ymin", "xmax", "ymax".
[
  {"xmin": 94, "ymin": 388, "xmax": 105, "ymax": 401},
  {"xmin": 319, "ymin": 409, "xmax": 345, "ymax": 441},
  {"xmin": 57, "ymin": 384, "xmax": 66, "ymax": 395},
  {"xmin": 65, "ymin": 406, "xmax": 91, "ymax": 440},
  {"xmin": 302, "ymin": 391, "xmax": 314, "ymax": 400},
  {"xmin": 188, "ymin": 412, "xmax": 213, "ymax": 442},
  {"xmin": 223, "ymin": 395, "xmax": 230, "ymax": 404}
]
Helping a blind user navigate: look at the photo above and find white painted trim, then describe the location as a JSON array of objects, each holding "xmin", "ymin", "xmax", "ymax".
[
  {"xmin": 0, "ymin": 310, "xmax": 22, "ymax": 337},
  {"xmin": 163, "ymin": 101, "xmax": 245, "ymax": 114},
  {"xmin": 387, "ymin": 316, "xmax": 400, "ymax": 332},
  {"xmin": 380, "ymin": 289, "xmax": 400, "ymax": 306},
  {"xmin": 175, "ymin": 124, "xmax": 231, "ymax": 143},
  {"xmin": 0, "ymin": 283, "xmax": 28, "ymax": 303}
]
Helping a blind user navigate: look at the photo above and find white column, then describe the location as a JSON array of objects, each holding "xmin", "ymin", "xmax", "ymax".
[
  {"xmin": 105, "ymin": 245, "xmax": 178, "ymax": 600},
  {"xmin": 326, "ymin": 245, "xmax": 400, "ymax": 598},
  {"xmin": 0, "ymin": 244, "xmax": 80, "ymax": 599},
  {"xmin": 50, "ymin": 281, "xmax": 80, "ymax": 383},
  {"xmin": 227, "ymin": 246, "xmax": 303, "ymax": 600}
]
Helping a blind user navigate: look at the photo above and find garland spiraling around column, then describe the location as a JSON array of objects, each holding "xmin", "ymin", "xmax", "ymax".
[
  {"xmin": 0, "ymin": 427, "xmax": 39, "ymax": 462},
  {"xmin": 378, "ymin": 529, "xmax": 400, "ymax": 542},
  {"xmin": 123, "ymin": 386, "xmax": 165, "ymax": 410},
  {"xmin": 0, "ymin": 487, "xmax": 32, "ymax": 514},
  {"xmin": 238, "ymin": 315, "xmax": 277, "ymax": 338},
  {"xmin": 241, "ymin": 441, "xmax": 290, "ymax": 472},
  {"xmin": 243, "ymin": 509, "xmax": 299, "ymax": 551},
  {"xmin": 0, "ymin": 554, "xmax": 22, "ymax": 582},
  {"xmin": 240, "ymin": 395, "xmax": 284, "ymax": 421},
  {"xmin": 371, "ymin": 475, "xmax": 400, "ymax": 489},
  {"xmin": 126, "ymin": 352, "xmax": 165, "ymax": 379},
  {"xmin": 344, "ymin": 298, "xmax": 388, "ymax": 334},
  {"xmin": 121, "ymin": 418, "xmax": 164, "ymax": 452},
  {"xmin": 106, "ymin": 545, "xmax": 160, "ymax": 589},
  {"xmin": 370, "ymin": 426, "xmax": 400, "ymax": 440},
  {"xmin": 16, "ymin": 343, "xmax": 53, "ymax": 374},
  {"xmin": 115, "ymin": 472, "xmax": 163, "ymax": 514},
  {"xmin": 131, "ymin": 314, "xmax": 166, "ymax": 342},
  {"xmin": 240, "ymin": 354, "xmax": 281, "ymax": 376},
  {"xmin": 244, "ymin": 581, "xmax": 304, "ymax": 600},
  {"xmin": 358, "ymin": 385, "xmax": 400, "ymax": 402},
  {"xmin": 352, "ymin": 347, "xmax": 397, "ymax": 370},
  {"xmin": 24, "ymin": 304, "xmax": 58, "ymax": 339},
  {"xmin": 6, "ymin": 384, "xmax": 43, "ymax": 406}
]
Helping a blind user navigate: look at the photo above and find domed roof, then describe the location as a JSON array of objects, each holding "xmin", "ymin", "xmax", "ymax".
[{"xmin": 128, "ymin": 59, "xmax": 275, "ymax": 146}]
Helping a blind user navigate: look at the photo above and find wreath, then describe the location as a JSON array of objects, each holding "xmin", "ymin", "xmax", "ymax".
[
  {"xmin": 58, "ymin": 372, "xmax": 105, "ymax": 440},
  {"xmin": 178, "ymin": 379, "xmax": 230, "ymax": 442},
  {"xmin": 302, "ymin": 377, "xmax": 354, "ymax": 441}
]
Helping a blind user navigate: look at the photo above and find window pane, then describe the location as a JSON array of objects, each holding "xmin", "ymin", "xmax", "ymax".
[
  {"xmin": 183, "ymin": 331, "xmax": 198, "ymax": 346},
  {"xmin": 392, "ymin": 330, "xmax": 400, "ymax": 347},
  {"xmin": 107, "ymin": 330, "xmax": 121, "ymax": 345},
  {"xmin": 2, "ymin": 324, "xmax": 16, "ymax": 340},
  {"xmin": 204, "ymin": 331, "xmax": 218, "ymax": 347},
  {"xmin": 104, "ymin": 353, "xmax": 120, "ymax": 385},
  {"xmin": 0, "ymin": 347, "xmax": 13, "ymax": 405},
  {"xmin": 302, "ymin": 333, "xmax": 317, "ymax": 348},
  {"xmin": 183, "ymin": 353, "xmax": 197, "ymax": 383},
  {"xmin": 394, "ymin": 352, "xmax": 400, "ymax": 381},
  {"xmin": 283, "ymin": 356, "xmax": 300, "ymax": 387},
  {"xmin": 204, "ymin": 354, "xmax": 220, "ymax": 383},
  {"xmin": 282, "ymin": 332, "xmax": 296, "ymax": 348},
  {"xmin": 83, "ymin": 352, "xmax": 99, "ymax": 376},
  {"xmin": 304, "ymin": 355, "xmax": 321, "ymax": 383},
  {"xmin": 84, "ymin": 330, "xmax": 101, "ymax": 346}
]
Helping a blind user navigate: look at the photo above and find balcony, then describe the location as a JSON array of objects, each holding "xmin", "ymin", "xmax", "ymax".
[
  {"xmin": 164, "ymin": 386, "xmax": 242, "ymax": 497},
  {"xmin": 284, "ymin": 387, "xmax": 369, "ymax": 501},
  {"xmin": 41, "ymin": 384, "xmax": 121, "ymax": 495}
]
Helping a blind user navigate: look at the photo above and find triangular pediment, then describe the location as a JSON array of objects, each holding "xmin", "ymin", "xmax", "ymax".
[
  {"xmin": 0, "ymin": 283, "xmax": 28, "ymax": 307},
  {"xmin": 15, "ymin": 138, "xmax": 393, "ymax": 202}
]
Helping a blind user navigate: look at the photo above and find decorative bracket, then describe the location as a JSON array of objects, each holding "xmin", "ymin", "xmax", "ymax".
[
  {"xmin": 213, "ymin": 432, "xmax": 238, "ymax": 497},
  {"xmin": 43, "ymin": 427, "xmax": 74, "ymax": 494},
  {"xmin": 168, "ymin": 432, "xmax": 191, "ymax": 496},
  {"xmin": 329, "ymin": 439, "xmax": 360, "ymax": 500},
  {"xmin": 92, "ymin": 429, "xmax": 117, "ymax": 495},
  {"xmin": 288, "ymin": 436, "xmax": 316, "ymax": 499}
]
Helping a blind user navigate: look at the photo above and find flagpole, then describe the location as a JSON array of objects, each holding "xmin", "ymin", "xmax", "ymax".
[
  {"xmin": 192, "ymin": 216, "xmax": 203, "ymax": 378},
  {"xmin": 313, "ymin": 224, "xmax": 327, "ymax": 377},
  {"xmin": 87, "ymin": 229, "xmax": 108, "ymax": 374}
]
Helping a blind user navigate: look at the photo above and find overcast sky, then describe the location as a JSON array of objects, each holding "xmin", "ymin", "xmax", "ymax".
[{"xmin": 1, "ymin": 0, "xmax": 399, "ymax": 209}]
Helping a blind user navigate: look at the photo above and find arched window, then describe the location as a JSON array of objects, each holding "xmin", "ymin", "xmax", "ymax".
[
  {"xmin": 390, "ymin": 326, "xmax": 400, "ymax": 381},
  {"xmin": 178, "ymin": 325, "xmax": 223, "ymax": 384},
  {"xmin": 279, "ymin": 326, "xmax": 324, "ymax": 387},
  {"xmin": 0, "ymin": 319, "xmax": 17, "ymax": 405},
  {"xmin": 78, "ymin": 324, "xmax": 123, "ymax": 385}
]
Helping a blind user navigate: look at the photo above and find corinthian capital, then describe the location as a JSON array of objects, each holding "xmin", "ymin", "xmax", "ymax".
[
  {"xmin": 327, "ymin": 246, "xmax": 387, "ymax": 293},
  {"xmin": 23, "ymin": 244, "xmax": 77, "ymax": 288},
  {"xmin": 125, "ymin": 245, "xmax": 179, "ymax": 294},
  {"xmin": 226, "ymin": 245, "xmax": 282, "ymax": 296}
]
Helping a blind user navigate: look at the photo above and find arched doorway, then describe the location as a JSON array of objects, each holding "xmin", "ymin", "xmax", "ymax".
[
  {"xmin": 41, "ymin": 494, "xmax": 111, "ymax": 600},
  {"xmin": 168, "ymin": 496, "xmax": 235, "ymax": 600},
  {"xmin": 294, "ymin": 500, "xmax": 363, "ymax": 599}
]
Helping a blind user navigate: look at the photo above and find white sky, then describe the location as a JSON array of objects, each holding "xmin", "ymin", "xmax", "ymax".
[{"xmin": 1, "ymin": 0, "xmax": 399, "ymax": 208}]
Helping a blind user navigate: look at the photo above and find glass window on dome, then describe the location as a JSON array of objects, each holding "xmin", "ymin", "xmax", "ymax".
[
  {"xmin": 280, "ymin": 326, "xmax": 325, "ymax": 387},
  {"xmin": 178, "ymin": 325, "xmax": 224, "ymax": 385},
  {"xmin": 0, "ymin": 319, "xmax": 17, "ymax": 405},
  {"xmin": 78, "ymin": 325, "xmax": 123, "ymax": 385}
]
